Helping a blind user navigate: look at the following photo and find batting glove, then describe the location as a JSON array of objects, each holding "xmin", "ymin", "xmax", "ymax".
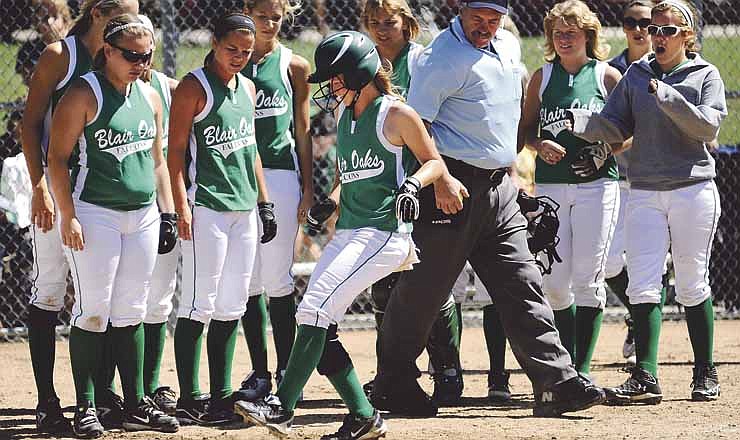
[
  {"xmin": 158, "ymin": 213, "xmax": 179, "ymax": 254},
  {"xmin": 570, "ymin": 142, "xmax": 612, "ymax": 178},
  {"xmin": 395, "ymin": 176, "xmax": 421, "ymax": 223},
  {"xmin": 258, "ymin": 202, "xmax": 277, "ymax": 244},
  {"xmin": 307, "ymin": 198, "xmax": 337, "ymax": 236}
]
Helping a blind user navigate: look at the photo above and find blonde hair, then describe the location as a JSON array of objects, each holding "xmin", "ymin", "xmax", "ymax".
[
  {"xmin": 93, "ymin": 14, "xmax": 152, "ymax": 70},
  {"xmin": 244, "ymin": 0, "xmax": 301, "ymax": 24},
  {"xmin": 373, "ymin": 58, "xmax": 404, "ymax": 100},
  {"xmin": 68, "ymin": 0, "xmax": 131, "ymax": 36},
  {"xmin": 361, "ymin": 0, "xmax": 420, "ymax": 42},
  {"xmin": 652, "ymin": 0, "xmax": 700, "ymax": 52},
  {"xmin": 543, "ymin": 0, "xmax": 610, "ymax": 62}
]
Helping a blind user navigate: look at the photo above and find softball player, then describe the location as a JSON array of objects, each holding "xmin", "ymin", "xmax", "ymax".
[
  {"xmin": 20, "ymin": 0, "xmax": 138, "ymax": 432},
  {"xmin": 520, "ymin": 0, "xmax": 622, "ymax": 375},
  {"xmin": 606, "ymin": 0, "xmax": 655, "ymax": 364},
  {"xmin": 361, "ymin": 0, "xmax": 463, "ymax": 404},
  {"xmin": 570, "ymin": 0, "xmax": 726, "ymax": 403},
  {"xmin": 168, "ymin": 13, "xmax": 276, "ymax": 425},
  {"xmin": 235, "ymin": 31, "xmax": 445, "ymax": 439},
  {"xmin": 47, "ymin": 14, "xmax": 179, "ymax": 437},
  {"xmin": 235, "ymin": 0, "xmax": 313, "ymax": 402},
  {"xmin": 136, "ymin": 14, "xmax": 180, "ymax": 415}
]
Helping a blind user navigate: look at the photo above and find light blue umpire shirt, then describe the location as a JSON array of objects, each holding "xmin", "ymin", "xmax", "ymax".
[{"xmin": 408, "ymin": 16, "xmax": 523, "ymax": 170}]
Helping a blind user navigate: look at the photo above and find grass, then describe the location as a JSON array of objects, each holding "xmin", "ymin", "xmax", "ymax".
[{"xmin": 1, "ymin": 34, "xmax": 738, "ymax": 144}]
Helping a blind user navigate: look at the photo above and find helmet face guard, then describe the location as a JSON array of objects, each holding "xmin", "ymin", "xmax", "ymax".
[{"xmin": 312, "ymin": 77, "xmax": 349, "ymax": 113}]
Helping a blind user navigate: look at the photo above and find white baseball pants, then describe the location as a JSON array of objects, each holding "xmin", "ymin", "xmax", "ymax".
[
  {"xmin": 66, "ymin": 201, "xmax": 159, "ymax": 332},
  {"xmin": 626, "ymin": 180, "xmax": 720, "ymax": 307},
  {"xmin": 145, "ymin": 242, "xmax": 180, "ymax": 324},
  {"xmin": 296, "ymin": 228, "xmax": 413, "ymax": 329},
  {"xmin": 178, "ymin": 206, "xmax": 258, "ymax": 324},
  {"xmin": 451, "ymin": 262, "xmax": 491, "ymax": 306},
  {"xmin": 537, "ymin": 179, "xmax": 620, "ymax": 310},
  {"xmin": 605, "ymin": 180, "xmax": 630, "ymax": 279}
]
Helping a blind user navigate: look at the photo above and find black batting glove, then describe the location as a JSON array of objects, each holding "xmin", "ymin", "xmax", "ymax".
[
  {"xmin": 258, "ymin": 202, "xmax": 277, "ymax": 244},
  {"xmin": 307, "ymin": 198, "xmax": 337, "ymax": 236},
  {"xmin": 570, "ymin": 142, "xmax": 612, "ymax": 178},
  {"xmin": 158, "ymin": 213, "xmax": 179, "ymax": 254},
  {"xmin": 395, "ymin": 176, "xmax": 421, "ymax": 223}
]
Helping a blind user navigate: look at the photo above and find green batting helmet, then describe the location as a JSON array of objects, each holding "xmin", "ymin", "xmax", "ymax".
[{"xmin": 308, "ymin": 31, "xmax": 381, "ymax": 91}]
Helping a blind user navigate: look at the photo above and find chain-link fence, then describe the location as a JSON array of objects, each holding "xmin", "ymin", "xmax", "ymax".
[{"xmin": 1, "ymin": 0, "xmax": 739, "ymax": 340}]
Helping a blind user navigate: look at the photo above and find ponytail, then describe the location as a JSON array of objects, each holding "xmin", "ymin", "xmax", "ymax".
[{"xmin": 68, "ymin": 0, "xmax": 128, "ymax": 37}]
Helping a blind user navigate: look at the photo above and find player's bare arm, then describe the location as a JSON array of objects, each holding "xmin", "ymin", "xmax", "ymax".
[
  {"xmin": 290, "ymin": 54, "xmax": 313, "ymax": 223},
  {"xmin": 520, "ymin": 67, "xmax": 566, "ymax": 166},
  {"xmin": 21, "ymin": 42, "xmax": 69, "ymax": 232},
  {"xmin": 167, "ymin": 75, "xmax": 205, "ymax": 240},
  {"xmin": 47, "ymin": 80, "xmax": 95, "ymax": 251},
  {"xmin": 144, "ymin": 84, "xmax": 175, "ymax": 214}
]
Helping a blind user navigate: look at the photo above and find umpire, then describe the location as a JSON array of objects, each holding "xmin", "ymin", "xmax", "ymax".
[{"xmin": 370, "ymin": 0, "xmax": 605, "ymax": 417}]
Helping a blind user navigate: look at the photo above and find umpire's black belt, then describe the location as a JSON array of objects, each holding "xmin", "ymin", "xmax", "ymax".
[{"xmin": 442, "ymin": 155, "xmax": 510, "ymax": 185}]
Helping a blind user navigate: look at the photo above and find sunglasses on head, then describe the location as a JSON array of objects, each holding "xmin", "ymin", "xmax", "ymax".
[
  {"xmin": 623, "ymin": 17, "xmax": 651, "ymax": 30},
  {"xmin": 647, "ymin": 25, "xmax": 681, "ymax": 37},
  {"xmin": 110, "ymin": 43, "xmax": 153, "ymax": 64}
]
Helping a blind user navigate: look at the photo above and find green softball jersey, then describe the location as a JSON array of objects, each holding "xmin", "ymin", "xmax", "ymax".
[
  {"xmin": 242, "ymin": 44, "xmax": 296, "ymax": 171},
  {"xmin": 71, "ymin": 72, "xmax": 156, "ymax": 210},
  {"xmin": 390, "ymin": 42, "xmax": 423, "ymax": 99},
  {"xmin": 335, "ymin": 95, "xmax": 416, "ymax": 233},
  {"xmin": 536, "ymin": 60, "xmax": 618, "ymax": 184},
  {"xmin": 187, "ymin": 68, "xmax": 258, "ymax": 211},
  {"xmin": 42, "ymin": 35, "xmax": 93, "ymax": 165},
  {"xmin": 150, "ymin": 70, "xmax": 171, "ymax": 155}
]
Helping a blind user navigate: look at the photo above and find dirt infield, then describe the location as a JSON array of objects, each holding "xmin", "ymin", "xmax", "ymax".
[{"xmin": 2, "ymin": 320, "xmax": 740, "ymax": 440}]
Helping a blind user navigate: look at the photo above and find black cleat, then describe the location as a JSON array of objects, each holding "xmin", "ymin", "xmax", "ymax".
[
  {"xmin": 691, "ymin": 364, "xmax": 720, "ymax": 401},
  {"xmin": 122, "ymin": 396, "xmax": 179, "ymax": 432},
  {"xmin": 175, "ymin": 393, "xmax": 210, "ymax": 425},
  {"xmin": 431, "ymin": 368, "xmax": 464, "ymax": 405},
  {"xmin": 320, "ymin": 409, "xmax": 388, "ymax": 440},
  {"xmin": 36, "ymin": 396, "xmax": 71, "ymax": 433},
  {"xmin": 370, "ymin": 379, "xmax": 438, "ymax": 417},
  {"xmin": 149, "ymin": 386, "xmax": 177, "ymax": 415},
  {"xmin": 534, "ymin": 373, "xmax": 606, "ymax": 417},
  {"xmin": 73, "ymin": 401, "xmax": 104, "ymax": 439},
  {"xmin": 234, "ymin": 394, "xmax": 294, "ymax": 438},
  {"xmin": 233, "ymin": 370, "xmax": 272, "ymax": 402},
  {"xmin": 488, "ymin": 371, "xmax": 512, "ymax": 403},
  {"xmin": 201, "ymin": 396, "xmax": 239, "ymax": 425},
  {"xmin": 604, "ymin": 366, "xmax": 662, "ymax": 405},
  {"xmin": 95, "ymin": 390, "xmax": 124, "ymax": 429}
]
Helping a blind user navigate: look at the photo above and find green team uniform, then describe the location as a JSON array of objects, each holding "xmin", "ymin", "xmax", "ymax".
[
  {"xmin": 242, "ymin": 44, "xmax": 296, "ymax": 171},
  {"xmin": 187, "ymin": 68, "xmax": 258, "ymax": 211},
  {"xmin": 71, "ymin": 72, "xmax": 156, "ymax": 210},
  {"xmin": 150, "ymin": 70, "xmax": 171, "ymax": 155},
  {"xmin": 335, "ymin": 95, "xmax": 416, "ymax": 233},
  {"xmin": 389, "ymin": 42, "xmax": 423, "ymax": 99},
  {"xmin": 42, "ymin": 35, "xmax": 94, "ymax": 165},
  {"xmin": 536, "ymin": 60, "xmax": 618, "ymax": 184}
]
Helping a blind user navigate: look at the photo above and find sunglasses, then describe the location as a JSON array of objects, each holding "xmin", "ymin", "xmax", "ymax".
[
  {"xmin": 110, "ymin": 43, "xmax": 153, "ymax": 64},
  {"xmin": 647, "ymin": 25, "xmax": 681, "ymax": 37},
  {"xmin": 623, "ymin": 17, "xmax": 651, "ymax": 30}
]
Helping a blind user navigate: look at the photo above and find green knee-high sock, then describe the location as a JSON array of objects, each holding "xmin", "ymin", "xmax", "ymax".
[
  {"xmin": 426, "ymin": 304, "xmax": 461, "ymax": 372},
  {"xmin": 95, "ymin": 323, "xmax": 117, "ymax": 402},
  {"xmin": 242, "ymin": 295, "xmax": 269, "ymax": 376},
  {"xmin": 554, "ymin": 304, "xmax": 576, "ymax": 361},
  {"xmin": 269, "ymin": 295, "xmax": 297, "ymax": 372},
  {"xmin": 207, "ymin": 319, "xmax": 239, "ymax": 401},
  {"xmin": 276, "ymin": 325, "xmax": 326, "ymax": 411},
  {"xmin": 143, "ymin": 322, "xmax": 167, "ymax": 395},
  {"xmin": 328, "ymin": 365, "xmax": 374, "ymax": 419},
  {"xmin": 575, "ymin": 307, "xmax": 604, "ymax": 374},
  {"xmin": 633, "ymin": 303, "xmax": 662, "ymax": 376},
  {"xmin": 174, "ymin": 318, "xmax": 204, "ymax": 399},
  {"xmin": 483, "ymin": 304, "xmax": 507, "ymax": 374},
  {"xmin": 70, "ymin": 326, "xmax": 105, "ymax": 405},
  {"xmin": 685, "ymin": 298, "xmax": 714, "ymax": 367},
  {"xmin": 455, "ymin": 302, "xmax": 463, "ymax": 344},
  {"xmin": 606, "ymin": 269, "xmax": 631, "ymax": 314},
  {"xmin": 111, "ymin": 324, "xmax": 145, "ymax": 408},
  {"xmin": 28, "ymin": 305, "xmax": 59, "ymax": 402}
]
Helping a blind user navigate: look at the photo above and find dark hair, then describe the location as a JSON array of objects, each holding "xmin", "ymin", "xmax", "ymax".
[
  {"xmin": 622, "ymin": 0, "xmax": 655, "ymax": 15},
  {"xmin": 67, "ymin": 0, "xmax": 129, "ymax": 37},
  {"xmin": 204, "ymin": 12, "xmax": 256, "ymax": 67},
  {"xmin": 93, "ymin": 14, "xmax": 152, "ymax": 69}
]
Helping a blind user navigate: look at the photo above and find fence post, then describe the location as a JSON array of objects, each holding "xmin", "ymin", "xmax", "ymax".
[{"xmin": 161, "ymin": 0, "xmax": 178, "ymax": 78}]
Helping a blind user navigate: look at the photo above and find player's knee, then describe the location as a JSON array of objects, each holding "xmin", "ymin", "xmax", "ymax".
[
  {"xmin": 317, "ymin": 324, "xmax": 352, "ymax": 377},
  {"xmin": 675, "ymin": 286, "xmax": 711, "ymax": 308}
]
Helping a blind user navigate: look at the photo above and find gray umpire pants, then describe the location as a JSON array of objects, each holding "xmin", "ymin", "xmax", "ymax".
[{"xmin": 375, "ymin": 156, "xmax": 577, "ymax": 395}]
